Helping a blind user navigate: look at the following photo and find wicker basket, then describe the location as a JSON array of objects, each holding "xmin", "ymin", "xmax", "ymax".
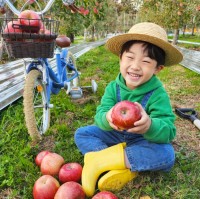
[{"xmin": 1, "ymin": 17, "xmax": 60, "ymax": 58}]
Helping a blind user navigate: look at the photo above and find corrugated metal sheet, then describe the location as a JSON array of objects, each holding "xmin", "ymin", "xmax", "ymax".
[
  {"xmin": 178, "ymin": 47, "xmax": 200, "ymax": 74},
  {"xmin": 0, "ymin": 39, "xmax": 107, "ymax": 110}
]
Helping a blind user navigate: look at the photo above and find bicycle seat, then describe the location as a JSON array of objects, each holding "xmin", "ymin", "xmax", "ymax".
[{"xmin": 56, "ymin": 35, "xmax": 71, "ymax": 47}]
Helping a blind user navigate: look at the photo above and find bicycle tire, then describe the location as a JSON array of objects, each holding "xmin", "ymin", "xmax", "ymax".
[
  {"xmin": 23, "ymin": 70, "xmax": 50, "ymax": 141},
  {"xmin": 66, "ymin": 51, "xmax": 79, "ymax": 87}
]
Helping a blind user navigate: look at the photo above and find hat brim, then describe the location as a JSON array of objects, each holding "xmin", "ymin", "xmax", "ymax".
[{"xmin": 106, "ymin": 33, "xmax": 183, "ymax": 66}]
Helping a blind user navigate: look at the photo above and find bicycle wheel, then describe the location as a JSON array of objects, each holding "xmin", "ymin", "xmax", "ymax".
[
  {"xmin": 66, "ymin": 51, "xmax": 79, "ymax": 87},
  {"xmin": 23, "ymin": 70, "xmax": 50, "ymax": 141}
]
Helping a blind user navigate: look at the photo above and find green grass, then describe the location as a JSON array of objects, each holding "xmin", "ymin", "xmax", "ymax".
[
  {"xmin": 73, "ymin": 36, "xmax": 85, "ymax": 44},
  {"xmin": 0, "ymin": 46, "xmax": 200, "ymax": 198},
  {"xmin": 168, "ymin": 34, "xmax": 200, "ymax": 42}
]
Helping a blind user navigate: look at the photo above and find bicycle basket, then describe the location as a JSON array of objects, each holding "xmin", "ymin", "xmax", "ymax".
[{"xmin": 1, "ymin": 17, "xmax": 60, "ymax": 58}]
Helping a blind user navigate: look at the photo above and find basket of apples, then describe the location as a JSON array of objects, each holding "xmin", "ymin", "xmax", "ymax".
[{"xmin": 1, "ymin": 10, "xmax": 59, "ymax": 58}]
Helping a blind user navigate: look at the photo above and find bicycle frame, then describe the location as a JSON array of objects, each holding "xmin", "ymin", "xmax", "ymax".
[{"xmin": 25, "ymin": 47, "xmax": 79, "ymax": 103}]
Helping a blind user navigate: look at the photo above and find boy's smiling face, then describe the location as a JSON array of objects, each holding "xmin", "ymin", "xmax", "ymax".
[{"xmin": 120, "ymin": 42, "xmax": 164, "ymax": 90}]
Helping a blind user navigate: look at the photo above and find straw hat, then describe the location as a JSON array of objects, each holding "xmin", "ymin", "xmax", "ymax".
[{"xmin": 106, "ymin": 22, "xmax": 183, "ymax": 66}]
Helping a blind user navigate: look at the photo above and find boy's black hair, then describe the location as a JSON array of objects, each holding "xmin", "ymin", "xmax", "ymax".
[{"xmin": 120, "ymin": 40, "xmax": 166, "ymax": 67}]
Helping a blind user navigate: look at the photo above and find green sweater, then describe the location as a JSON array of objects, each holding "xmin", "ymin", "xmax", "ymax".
[{"xmin": 94, "ymin": 73, "xmax": 176, "ymax": 143}]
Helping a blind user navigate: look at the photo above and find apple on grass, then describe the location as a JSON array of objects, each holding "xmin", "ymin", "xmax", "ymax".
[
  {"xmin": 92, "ymin": 191, "xmax": 118, "ymax": 199},
  {"xmin": 40, "ymin": 152, "xmax": 65, "ymax": 176},
  {"xmin": 111, "ymin": 100, "xmax": 141, "ymax": 130},
  {"xmin": 54, "ymin": 181, "xmax": 85, "ymax": 199},
  {"xmin": 18, "ymin": 9, "xmax": 41, "ymax": 33},
  {"xmin": 33, "ymin": 175, "xmax": 60, "ymax": 199},
  {"xmin": 58, "ymin": 162, "xmax": 82, "ymax": 183},
  {"xmin": 35, "ymin": 150, "xmax": 51, "ymax": 166}
]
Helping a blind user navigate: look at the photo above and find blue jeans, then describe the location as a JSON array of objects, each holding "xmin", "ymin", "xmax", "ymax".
[{"xmin": 74, "ymin": 125, "xmax": 175, "ymax": 172}]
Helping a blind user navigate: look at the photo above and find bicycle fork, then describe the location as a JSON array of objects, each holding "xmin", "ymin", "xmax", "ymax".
[{"xmin": 24, "ymin": 59, "xmax": 53, "ymax": 109}]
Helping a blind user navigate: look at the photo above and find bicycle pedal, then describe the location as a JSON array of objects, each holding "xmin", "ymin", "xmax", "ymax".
[{"xmin": 69, "ymin": 87, "xmax": 83, "ymax": 99}]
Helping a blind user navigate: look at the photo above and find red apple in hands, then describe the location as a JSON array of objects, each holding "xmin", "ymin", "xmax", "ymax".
[
  {"xmin": 92, "ymin": 191, "xmax": 118, "ymax": 199},
  {"xmin": 58, "ymin": 162, "xmax": 82, "ymax": 183},
  {"xmin": 35, "ymin": 150, "xmax": 51, "ymax": 166},
  {"xmin": 111, "ymin": 101, "xmax": 141, "ymax": 130},
  {"xmin": 54, "ymin": 181, "xmax": 85, "ymax": 199},
  {"xmin": 18, "ymin": 10, "xmax": 41, "ymax": 32},
  {"xmin": 33, "ymin": 175, "xmax": 60, "ymax": 199},
  {"xmin": 40, "ymin": 152, "xmax": 65, "ymax": 176}
]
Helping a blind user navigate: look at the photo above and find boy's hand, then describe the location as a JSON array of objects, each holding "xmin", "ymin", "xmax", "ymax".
[
  {"xmin": 106, "ymin": 107, "xmax": 123, "ymax": 131},
  {"xmin": 127, "ymin": 102, "xmax": 151, "ymax": 134}
]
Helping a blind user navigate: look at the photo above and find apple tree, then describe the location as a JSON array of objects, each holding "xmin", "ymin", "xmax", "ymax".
[
  {"xmin": 108, "ymin": 0, "xmax": 141, "ymax": 33},
  {"xmin": 74, "ymin": 0, "xmax": 110, "ymax": 41},
  {"xmin": 49, "ymin": 0, "xmax": 103, "ymax": 41},
  {"xmin": 137, "ymin": 0, "xmax": 200, "ymax": 44}
]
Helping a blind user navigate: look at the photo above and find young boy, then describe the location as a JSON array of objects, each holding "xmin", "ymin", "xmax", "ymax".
[{"xmin": 74, "ymin": 22, "xmax": 183, "ymax": 197}]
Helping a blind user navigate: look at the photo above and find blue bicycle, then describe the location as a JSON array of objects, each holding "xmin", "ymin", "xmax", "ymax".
[{"xmin": 1, "ymin": 0, "xmax": 97, "ymax": 141}]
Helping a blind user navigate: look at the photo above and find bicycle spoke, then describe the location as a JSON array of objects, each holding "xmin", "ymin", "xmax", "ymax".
[
  {"xmin": 34, "ymin": 105, "xmax": 44, "ymax": 108},
  {"xmin": 36, "ymin": 115, "xmax": 43, "ymax": 133}
]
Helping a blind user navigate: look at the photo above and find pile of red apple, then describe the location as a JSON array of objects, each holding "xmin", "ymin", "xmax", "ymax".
[
  {"xmin": 4, "ymin": 9, "xmax": 51, "ymax": 36},
  {"xmin": 33, "ymin": 150, "xmax": 119, "ymax": 199},
  {"xmin": 33, "ymin": 150, "xmax": 84, "ymax": 199}
]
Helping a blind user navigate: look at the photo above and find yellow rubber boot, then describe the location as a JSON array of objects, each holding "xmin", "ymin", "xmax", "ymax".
[
  {"xmin": 98, "ymin": 169, "xmax": 138, "ymax": 191},
  {"xmin": 82, "ymin": 143, "xmax": 126, "ymax": 197}
]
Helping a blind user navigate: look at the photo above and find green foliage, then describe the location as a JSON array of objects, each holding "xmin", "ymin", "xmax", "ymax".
[
  {"xmin": 138, "ymin": 0, "xmax": 200, "ymax": 30},
  {"xmin": 0, "ymin": 45, "xmax": 200, "ymax": 198}
]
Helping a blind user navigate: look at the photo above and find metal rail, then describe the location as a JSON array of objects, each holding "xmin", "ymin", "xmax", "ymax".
[{"xmin": 0, "ymin": 39, "xmax": 107, "ymax": 110}]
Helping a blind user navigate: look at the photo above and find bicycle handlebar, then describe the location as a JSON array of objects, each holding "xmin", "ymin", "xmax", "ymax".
[{"xmin": 2, "ymin": 0, "xmax": 76, "ymax": 16}]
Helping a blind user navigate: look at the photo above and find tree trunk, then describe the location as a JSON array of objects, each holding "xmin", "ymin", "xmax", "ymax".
[
  {"xmin": 91, "ymin": 26, "xmax": 95, "ymax": 41},
  {"xmin": 172, "ymin": 29, "xmax": 179, "ymax": 45},
  {"xmin": 69, "ymin": 33, "xmax": 74, "ymax": 43},
  {"xmin": 191, "ymin": 24, "xmax": 195, "ymax": 36},
  {"xmin": 182, "ymin": 25, "xmax": 186, "ymax": 36},
  {"xmin": 84, "ymin": 28, "xmax": 87, "ymax": 41}
]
